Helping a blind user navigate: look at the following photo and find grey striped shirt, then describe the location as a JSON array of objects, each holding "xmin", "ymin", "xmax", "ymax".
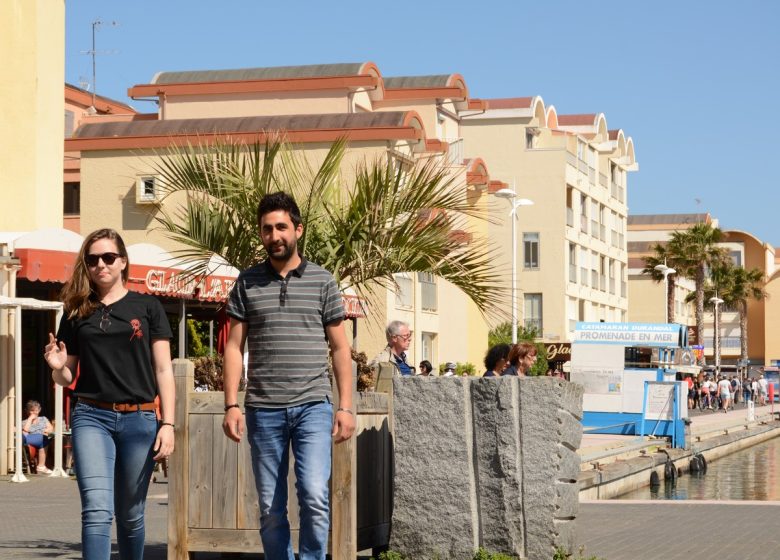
[{"xmin": 226, "ymin": 258, "xmax": 345, "ymax": 408}]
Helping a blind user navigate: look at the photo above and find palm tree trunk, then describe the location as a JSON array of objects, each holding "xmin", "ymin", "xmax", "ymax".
[
  {"xmin": 667, "ymin": 277, "xmax": 676, "ymax": 323},
  {"xmin": 695, "ymin": 264, "xmax": 706, "ymax": 364},
  {"xmin": 740, "ymin": 300, "xmax": 748, "ymax": 362}
]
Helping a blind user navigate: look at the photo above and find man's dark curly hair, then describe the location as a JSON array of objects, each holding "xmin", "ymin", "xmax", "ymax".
[
  {"xmin": 257, "ymin": 191, "xmax": 302, "ymax": 227},
  {"xmin": 484, "ymin": 343, "xmax": 511, "ymax": 371}
]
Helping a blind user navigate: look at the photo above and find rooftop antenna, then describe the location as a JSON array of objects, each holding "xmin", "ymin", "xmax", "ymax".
[{"xmin": 80, "ymin": 18, "xmax": 119, "ymax": 109}]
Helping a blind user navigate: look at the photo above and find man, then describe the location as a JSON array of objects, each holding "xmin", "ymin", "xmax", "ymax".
[
  {"xmin": 222, "ymin": 192, "xmax": 355, "ymax": 560},
  {"xmin": 442, "ymin": 362, "xmax": 457, "ymax": 377},
  {"xmin": 758, "ymin": 374, "xmax": 768, "ymax": 405},
  {"xmin": 369, "ymin": 320, "xmax": 414, "ymax": 375}
]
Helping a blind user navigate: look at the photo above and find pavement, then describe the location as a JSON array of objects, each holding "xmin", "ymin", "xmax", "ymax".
[{"xmin": 3, "ymin": 404, "xmax": 780, "ymax": 560}]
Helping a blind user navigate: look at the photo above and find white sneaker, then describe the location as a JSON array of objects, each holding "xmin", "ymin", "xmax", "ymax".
[{"xmin": 37, "ymin": 466, "xmax": 52, "ymax": 474}]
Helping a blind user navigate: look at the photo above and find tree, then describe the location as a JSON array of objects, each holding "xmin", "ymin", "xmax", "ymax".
[
  {"xmin": 151, "ymin": 138, "xmax": 507, "ymax": 317},
  {"xmin": 641, "ymin": 244, "xmax": 679, "ymax": 323},
  {"xmin": 720, "ymin": 266, "xmax": 767, "ymax": 362},
  {"xmin": 665, "ymin": 223, "xmax": 728, "ymax": 363}
]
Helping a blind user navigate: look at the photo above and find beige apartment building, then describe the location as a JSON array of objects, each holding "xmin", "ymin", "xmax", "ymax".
[
  {"xmin": 66, "ymin": 63, "xmax": 502, "ymax": 369},
  {"xmin": 461, "ymin": 98, "xmax": 638, "ymax": 342}
]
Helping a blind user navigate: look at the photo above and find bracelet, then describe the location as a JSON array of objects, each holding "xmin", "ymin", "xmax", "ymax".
[
  {"xmin": 224, "ymin": 403, "xmax": 240, "ymax": 412},
  {"xmin": 161, "ymin": 422, "xmax": 175, "ymax": 429},
  {"xmin": 336, "ymin": 407, "xmax": 354, "ymax": 415}
]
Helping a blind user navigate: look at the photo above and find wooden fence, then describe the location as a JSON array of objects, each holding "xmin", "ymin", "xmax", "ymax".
[{"xmin": 168, "ymin": 359, "xmax": 392, "ymax": 559}]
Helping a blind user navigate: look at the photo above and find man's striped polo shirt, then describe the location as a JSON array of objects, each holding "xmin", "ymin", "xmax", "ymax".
[{"xmin": 226, "ymin": 258, "xmax": 345, "ymax": 408}]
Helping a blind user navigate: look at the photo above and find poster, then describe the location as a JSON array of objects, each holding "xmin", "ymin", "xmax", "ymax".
[
  {"xmin": 570, "ymin": 366, "xmax": 623, "ymax": 395},
  {"xmin": 644, "ymin": 382, "xmax": 676, "ymax": 420}
]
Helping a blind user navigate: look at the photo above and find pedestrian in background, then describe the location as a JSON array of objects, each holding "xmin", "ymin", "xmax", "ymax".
[
  {"xmin": 483, "ymin": 343, "xmax": 510, "ymax": 377},
  {"xmin": 418, "ymin": 360, "xmax": 433, "ymax": 376},
  {"xmin": 504, "ymin": 342, "xmax": 538, "ymax": 377},
  {"xmin": 44, "ymin": 228, "xmax": 175, "ymax": 560}
]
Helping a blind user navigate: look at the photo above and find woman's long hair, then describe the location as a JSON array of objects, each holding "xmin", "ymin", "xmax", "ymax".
[{"xmin": 61, "ymin": 228, "xmax": 129, "ymax": 319}]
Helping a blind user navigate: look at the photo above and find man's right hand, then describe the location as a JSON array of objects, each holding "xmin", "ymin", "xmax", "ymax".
[{"xmin": 222, "ymin": 407, "xmax": 245, "ymax": 442}]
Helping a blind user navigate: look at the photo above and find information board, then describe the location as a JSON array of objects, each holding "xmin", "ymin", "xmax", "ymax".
[{"xmin": 644, "ymin": 382, "xmax": 676, "ymax": 420}]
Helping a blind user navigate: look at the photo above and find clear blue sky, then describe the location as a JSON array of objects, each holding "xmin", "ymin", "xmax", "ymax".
[{"xmin": 66, "ymin": 1, "xmax": 780, "ymax": 247}]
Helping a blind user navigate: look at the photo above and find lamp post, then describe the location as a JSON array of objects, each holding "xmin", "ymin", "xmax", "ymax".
[
  {"xmin": 494, "ymin": 188, "xmax": 534, "ymax": 344},
  {"xmin": 710, "ymin": 296, "xmax": 724, "ymax": 377},
  {"xmin": 654, "ymin": 263, "xmax": 676, "ymax": 324}
]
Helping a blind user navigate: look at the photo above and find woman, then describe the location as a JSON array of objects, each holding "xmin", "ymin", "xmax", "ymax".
[
  {"xmin": 22, "ymin": 399, "xmax": 53, "ymax": 473},
  {"xmin": 44, "ymin": 228, "xmax": 175, "ymax": 560},
  {"xmin": 503, "ymin": 342, "xmax": 538, "ymax": 377},
  {"xmin": 483, "ymin": 344, "xmax": 510, "ymax": 377},
  {"xmin": 418, "ymin": 360, "xmax": 433, "ymax": 376}
]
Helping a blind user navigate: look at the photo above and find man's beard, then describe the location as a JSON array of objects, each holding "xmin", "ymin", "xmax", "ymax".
[{"xmin": 265, "ymin": 239, "xmax": 297, "ymax": 262}]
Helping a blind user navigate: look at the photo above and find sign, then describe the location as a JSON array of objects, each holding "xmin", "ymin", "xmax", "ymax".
[
  {"xmin": 130, "ymin": 269, "xmax": 236, "ymax": 301},
  {"xmin": 570, "ymin": 365, "xmax": 623, "ymax": 394},
  {"xmin": 687, "ymin": 325, "xmax": 699, "ymax": 346},
  {"xmin": 644, "ymin": 382, "xmax": 675, "ymax": 420},
  {"xmin": 544, "ymin": 342, "xmax": 571, "ymax": 362},
  {"xmin": 573, "ymin": 322, "xmax": 681, "ymax": 347}
]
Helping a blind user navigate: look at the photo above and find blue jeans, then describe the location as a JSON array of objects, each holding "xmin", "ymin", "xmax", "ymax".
[
  {"xmin": 71, "ymin": 402, "xmax": 158, "ymax": 560},
  {"xmin": 246, "ymin": 401, "xmax": 333, "ymax": 560}
]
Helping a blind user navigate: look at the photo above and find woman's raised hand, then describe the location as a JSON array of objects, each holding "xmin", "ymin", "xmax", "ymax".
[{"xmin": 44, "ymin": 333, "xmax": 68, "ymax": 371}]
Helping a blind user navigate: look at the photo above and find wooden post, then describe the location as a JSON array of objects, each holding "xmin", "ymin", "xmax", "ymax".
[
  {"xmin": 168, "ymin": 359, "xmax": 193, "ymax": 560},
  {"xmin": 331, "ymin": 365, "xmax": 357, "ymax": 560}
]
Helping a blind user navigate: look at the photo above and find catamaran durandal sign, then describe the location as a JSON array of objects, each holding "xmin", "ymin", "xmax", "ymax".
[{"xmin": 573, "ymin": 322, "xmax": 682, "ymax": 347}]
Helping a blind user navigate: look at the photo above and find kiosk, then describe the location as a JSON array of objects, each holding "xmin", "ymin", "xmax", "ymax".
[{"xmin": 570, "ymin": 322, "xmax": 689, "ymax": 448}]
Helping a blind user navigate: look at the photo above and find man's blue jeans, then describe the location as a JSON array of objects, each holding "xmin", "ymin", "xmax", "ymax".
[
  {"xmin": 246, "ymin": 401, "xmax": 333, "ymax": 560},
  {"xmin": 71, "ymin": 402, "xmax": 158, "ymax": 560}
]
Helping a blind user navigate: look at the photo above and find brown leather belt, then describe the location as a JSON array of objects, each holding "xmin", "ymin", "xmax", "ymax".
[{"xmin": 78, "ymin": 397, "xmax": 157, "ymax": 413}]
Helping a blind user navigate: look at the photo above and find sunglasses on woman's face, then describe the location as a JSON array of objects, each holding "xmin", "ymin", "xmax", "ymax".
[{"xmin": 85, "ymin": 252, "xmax": 121, "ymax": 267}]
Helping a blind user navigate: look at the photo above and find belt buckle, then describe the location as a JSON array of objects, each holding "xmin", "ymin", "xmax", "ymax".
[{"xmin": 112, "ymin": 403, "xmax": 121, "ymax": 412}]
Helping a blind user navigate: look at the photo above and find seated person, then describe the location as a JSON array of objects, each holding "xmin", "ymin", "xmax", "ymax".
[{"xmin": 22, "ymin": 399, "xmax": 53, "ymax": 473}]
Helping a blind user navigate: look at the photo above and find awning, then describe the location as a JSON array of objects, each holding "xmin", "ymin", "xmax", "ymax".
[{"xmin": 12, "ymin": 230, "xmax": 367, "ymax": 315}]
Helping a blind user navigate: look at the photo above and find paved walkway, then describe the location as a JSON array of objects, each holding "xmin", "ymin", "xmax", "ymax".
[{"xmin": 3, "ymin": 406, "xmax": 780, "ymax": 559}]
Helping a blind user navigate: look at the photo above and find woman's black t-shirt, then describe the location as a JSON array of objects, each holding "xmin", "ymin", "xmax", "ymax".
[{"xmin": 57, "ymin": 291, "xmax": 172, "ymax": 403}]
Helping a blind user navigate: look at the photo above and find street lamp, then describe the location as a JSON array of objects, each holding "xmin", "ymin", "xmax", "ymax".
[
  {"xmin": 654, "ymin": 263, "xmax": 677, "ymax": 324},
  {"xmin": 494, "ymin": 187, "xmax": 534, "ymax": 344},
  {"xmin": 710, "ymin": 295, "xmax": 724, "ymax": 377}
]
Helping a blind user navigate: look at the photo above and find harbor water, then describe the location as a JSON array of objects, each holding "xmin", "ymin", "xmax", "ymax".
[{"xmin": 617, "ymin": 435, "xmax": 780, "ymax": 500}]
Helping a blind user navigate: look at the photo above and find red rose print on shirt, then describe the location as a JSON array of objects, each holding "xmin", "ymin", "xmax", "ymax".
[{"xmin": 130, "ymin": 319, "xmax": 143, "ymax": 341}]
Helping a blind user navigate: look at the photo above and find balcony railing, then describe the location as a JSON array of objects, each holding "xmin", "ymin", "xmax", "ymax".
[
  {"xmin": 580, "ymin": 215, "xmax": 588, "ymax": 233},
  {"xmin": 581, "ymin": 268, "xmax": 589, "ymax": 287},
  {"xmin": 444, "ymin": 137, "xmax": 464, "ymax": 166},
  {"xmin": 524, "ymin": 318, "xmax": 543, "ymax": 333},
  {"xmin": 703, "ymin": 337, "xmax": 742, "ymax": 349},
  {"xmin": 569, "ymin": 264, "xmax": 577, "ymax": 283},
  {"xmin": 566, "ymin": 152, "xmax": 577, "ymax": 167},
  {"xmin": 599, "ymin": 173, "xmax": 608, "ymax": 187}
]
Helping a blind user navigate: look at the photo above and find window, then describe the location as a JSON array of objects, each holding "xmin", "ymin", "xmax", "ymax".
[
  {"xmin": 63, "ymin": 182, "xmax": 80, "ymax": 215},
  {"xmin": 524, "ymin": 294, "xmax": 543, "ymax": 335},
  {"xmin": 590, "ymin": 200, "xmax": 599, "ymax": 238},
  {"xmin": 421, "ymin": 332, "xmax": 436, "ymax": 363},
  {"xmin": 580, "ymin": 247, "xmax": 589, "ymax": 287},
  {"xmin": 729, "ymin": 251, "xmax": 742, "ymax": 267},
  {"xmin": 418, "ymin": 272, "xmax": 437, "ymax": 311},
  {"xmin": 394, "ymin": 273, "xmax": 413, "ymax": 309},
  {"xmin": 523, "ymin": 233, "xmax": 539, "ymax": 269},
  {"xmin": 600, "ymin": 256, "xmax": 607, "ymax": 291},
  {"xmin": 580, "ymin": 194, "xmax": 588, "ymax": 233},
  {"xmin": 569, "ymin": 243, "xmax": 577, "ymax": 283},
  {"xmin": 600, "ymin": 204, "xmax": 607, "ymax": 241},
  {"xmin": 591, "ymin": 250, "xmax": 599, "ymax": 289},
  {"xmin": 566, "ymin": 187, "xmax": 574, "ymax": 227},
  {"xmin": 525, "ymin": 127, "xmax": 538, "ymax": 149},
  {"xmin": 577, "ymin": 140, "xmax": 585, "ymax": 161},
  {"xmin": 609, "ymin": 259, "xmax": 616, "ymax": 294},
  {"xmin": 135, "ymin": 176, "xmax": 161, "ymax": 204}
]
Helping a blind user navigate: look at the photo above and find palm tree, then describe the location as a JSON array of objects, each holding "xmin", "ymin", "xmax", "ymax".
[
  {"xmin": 151, "ymin": 137, "xmax": 506, "ymax": 316},
  {"xmin": 641, "ymin": 244, "xmax": 678, "ymax": 323},
  {"xmin": 665, "ymin": 223, "xmax": 728, "ymax": 363},
  {"xmin": 721, "ymin": 266, "xmax": 768, "ymax": 363}
]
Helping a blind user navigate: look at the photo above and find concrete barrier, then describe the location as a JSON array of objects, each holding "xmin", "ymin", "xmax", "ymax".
[{"xmin": 390, "ymin": 376, "xmax": 583, "ymax": 560}]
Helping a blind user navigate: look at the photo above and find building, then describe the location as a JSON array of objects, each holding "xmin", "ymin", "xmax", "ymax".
[
  {"xmin": 461, "ymin": 98, "xmax": 638, "ymax": 342},
  {"xmin": 626, "ymin": 214, "xmax": 702, "ymax": 327},
  {"xmin": 65, "ymin": 63, "xmax": 504, "ymax": 369}
]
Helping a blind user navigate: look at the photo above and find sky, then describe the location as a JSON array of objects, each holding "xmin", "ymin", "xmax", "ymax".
[{"xmin": 65, "ymin": 1, "xmax": 780, "ymax": 247}]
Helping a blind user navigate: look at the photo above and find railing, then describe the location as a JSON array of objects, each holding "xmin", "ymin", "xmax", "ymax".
[
  {"xmin": 578, "ymin": 160, "xmax": 588, "ymax": 174},
  {"xmin": 566, "ymin": 207, "xmax": 574, "ymax": 227},
  {"xmin": 580, "ymin": 214, "xmax": 588, "ymax": 233},
  {"xmin": 524, "ymin": 318, "xmax": 543, "ymax": 333},
  {"xmin": 591, "ymin": 270, "xmax": 599, "ymax": 289},
  {"xmin": 599, "ymin": 173, "xmax": 608, "ymax": 187},
  {"xmin": 591, "ymin": 220, "xmax": 598, "ymax": 237},
  {"xmin": 569, "ymin": 264, "xmax": 577, "ymax": 283},
  {"xmin": 609, "ymin": 277, "xmax": 616, "ymax": 295},
  {"xmin": 444, "ymin": 137, "xmax": 464, "ymax": 166},
  {"xmin": 566, "ymin": 152, "xmax": 577, "ymax": 167},
  {"xmin": 599, "ymin": 224, "xmax": 606, "ymax": 241},
  {"xmin": 581, "ymin": 267, "xmax": 589, "ymax": 287},
  {"xmin": 703, "ymin": 337, "xmax": 742, "ymax": 349},
  {"xmin": 588, "ymin": 167, "xmax": 596, "ymax": 185}
]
